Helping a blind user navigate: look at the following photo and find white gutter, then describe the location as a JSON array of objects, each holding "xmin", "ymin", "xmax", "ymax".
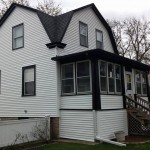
[{"xmin": 96, "ymin": 136, "xmax": 126, "ymax": 147}]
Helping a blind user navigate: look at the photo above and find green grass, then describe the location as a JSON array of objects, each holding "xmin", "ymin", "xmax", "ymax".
[{"xmin": 31, "ymin": 142, "xmax": 150, "ymax": 150}]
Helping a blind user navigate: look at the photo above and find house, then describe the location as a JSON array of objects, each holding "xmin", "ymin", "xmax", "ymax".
[{"xmin": 0, "ymin": 3, "xmax": 150, "ymax": 142}]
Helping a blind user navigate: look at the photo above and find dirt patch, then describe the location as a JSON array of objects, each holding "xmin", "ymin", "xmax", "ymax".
[{"xmin": 125, "ymin": 135, "xmax": 150, "ymax": 144}]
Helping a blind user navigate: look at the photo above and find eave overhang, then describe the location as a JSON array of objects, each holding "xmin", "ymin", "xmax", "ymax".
[{"xmin": 51, "ymin": 49, "xmax": 150, "ymax": 72}]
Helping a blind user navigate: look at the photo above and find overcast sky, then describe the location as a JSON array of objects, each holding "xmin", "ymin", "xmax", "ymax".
[{"xmin": 30, "ymin": 0, "xmax": 150, "ymax": 19}]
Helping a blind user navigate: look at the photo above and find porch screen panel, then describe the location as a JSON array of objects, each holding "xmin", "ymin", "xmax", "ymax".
[
  {"xmin": 135, "ymin": 71, "xmax": 141, "ymax": 94},
  {"xmin": 99, "ymin": 61, "xmax": 107, "ymax": 92},
  {"xmin": 141, "ymin": 73, "xmax": 147, "ymax": 95}
]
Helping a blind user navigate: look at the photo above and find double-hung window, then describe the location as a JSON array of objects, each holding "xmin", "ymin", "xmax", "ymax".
[
  {"xmin": 61, "ymin": 63, "xmax": 75, "ymax": 95},
  {"xmin": 79, "ymin": 22, "xmax": 88, "ymax": 47},
  {"xmin": 135, "ymin": 71, "xmax": 147, "ymax": 95},
  {"xmin": 12, "ymin": 23, "xmax": 24, "ymax": 50},
  {"xmin": 61, "ymin": 60, "xmax": 91, "ymax": 95},
  {"xmin": 96, "ymin": 29, "xmax": 103, "ymax": 49},
  {"xmin": 22, "ymin": 65, "xmax": 36, "ymax": 96},
  {"xmin": 99, "ymin": 60, "xmax": 121, "ymax": 94}
]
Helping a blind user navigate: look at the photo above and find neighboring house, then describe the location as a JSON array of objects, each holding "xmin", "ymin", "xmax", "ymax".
[{"xmin": 0, "ymin": 3, "xmax": 150, "ymax": 142}]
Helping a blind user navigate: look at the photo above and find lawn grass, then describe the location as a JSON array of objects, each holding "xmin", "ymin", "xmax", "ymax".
[{"xmin": 31, "ymin": 142, "xmax": 150, "ymax": 150}]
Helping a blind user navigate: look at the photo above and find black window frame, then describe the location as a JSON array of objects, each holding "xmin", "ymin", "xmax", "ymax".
[
  {"xmin": 96, "ymin": 29, "xmax": 103, "ymax": 49},
  {"xmin": 22, "ymin": 65, "xmax": 36, "ymax": 97},
  {"xmin": 12, "ymin": 23, "xmax": 24, "ymax": 50},
  {"xmin": 61, "ymin": 60, "xmax": 92, "ymax": 96},
  {"xmin": 79, "ymin": 21, "xmax": 88, "ymax": 47}
]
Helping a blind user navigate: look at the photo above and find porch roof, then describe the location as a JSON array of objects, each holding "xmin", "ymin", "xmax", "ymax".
[{"xmin": 51, "ymin": 49, "xmax": 150, "ymax": 71}]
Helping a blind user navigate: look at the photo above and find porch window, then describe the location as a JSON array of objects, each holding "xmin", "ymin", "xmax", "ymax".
[
  {"xmin": 61, "ymin": 63, "xmax": 75, "ymax": 95},
  {"xmin": 99, "ymin": 61, "xmax": 107, "ymax": 92},
  {"xmin": 115, "ymin": 65, "xmax": 121, "ymax": 93},
  {"xmin": 135, "ymin": 71, "xmax": 147, "ymax": 95},
  {"xmin": 108, "ymin": 63, "xmax": 115, "ymax": 93},
  {"xmin": 77, "ymin": 61, "xmax": 91, "ymax": 93},
  {"xmin": 99, "ymin": 60, "xmax": 121, "ymax": 94},
  {"xmin": 61, "ymin": 60, "xmax": 91, "ymax": 95}
]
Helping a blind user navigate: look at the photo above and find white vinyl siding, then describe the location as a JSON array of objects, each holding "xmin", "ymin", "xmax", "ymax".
[
  {"xmin": 0, "ymin": 7, "xmax": 59, "ymax": 117},
  {"xmin": 101, "ymin": 95, "xmax": 123, "ymax": 109},
  {"xmin": 60, "ymin": 8, "xmax": 114, "ymax": 56},
  {"xmin": 96, "ymin": 110, "xmax": 128, "ymax": 139},
  {"xmin": 60, "ymin": 95, "xmax": 92, "ymax": 109},
  {"xmin": 60, "ymin": 110, "xmax": 94, "ymax": 142}
]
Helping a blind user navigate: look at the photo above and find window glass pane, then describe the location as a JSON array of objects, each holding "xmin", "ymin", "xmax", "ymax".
[
  {"xmin": 136, "ymin": 83, "xmax": 141, "ymax": 94},
  {"xmin": 80, "ymin": 35, "xmax": 87, "ymax": 46},
  {"xmin": 96, "ymin": 31, "xmax": 102, "ymax": 42},
  {"xmin": 25, "ymin": 81, "xmax": 34, "ymax": 95},
  {"xmin": 115, "ymin": 65, "xmax": 121, "ymax": 79},
  {"xmin": 100, "ymin": 77, "xmax": 107, "ymax": 92},
  {"xmin": 142, "ymin": 84, "xmax": 147, "ymax": 95},
  {"xmin": 80, "ymin": 23, "xmax": 87, "ymax": 36},
  {"xmin": 24, "ymin": 68, "xmax": 34, "ymax": 82},
  {"xmin": 142, "ymin": 73, "xmax": 146, "ymax": 84},
  {"xmin": 77, "ymin": 61, "xmax": 89, "ymax": 77},
  {"xmin": 135, "ymin": 71, "xmax": 141, "ymax": 82},
  {"xmin": 96, "ymin": 41, "xmax": 103, "ymax": 49},
  {"xmin": 77, "ymin": 77, "xmax": 90, "ymax": 92},
  {"xmin": 100, "ymin": 61, "xmax": 107, "ymax": 76},
  {"xmin": 109, "ymin": 78, "xmax": 114, "ymax": 92},
  {"xmin": 108, "ymin": 63, "xmax": 114, "ymax": 77},
  {"xmin": 13, "ymin": 25, "xmax": 23, "ymax": 38},
  {"xmin": 62, "ymin": 79, "xmax": 74, "ymax": 94},
  {"xmin": 14, "ymin": 37, "xmax": 23, "ymax": 48},
  {"xmin": 116, "ymin": 79, "xmax": 121, "ymax": 92},
  {"xmin": 62, "ymin": 64, "xmax": 73, "ymax": 79}
]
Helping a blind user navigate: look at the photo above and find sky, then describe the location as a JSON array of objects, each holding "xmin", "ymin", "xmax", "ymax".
[{"xmin": 29, "ymin": 0, "xmax": 150, "ymax": 19}]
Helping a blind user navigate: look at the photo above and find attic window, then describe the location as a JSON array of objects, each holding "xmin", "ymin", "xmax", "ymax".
[
  {"xmin": 12, "ymin": 23, "xmax": 24, "ymax": 50},
  {"xmin": 96, "ymin": 29, "xmax": 103, "ymax": 49},
  {"xmin": 79, "ymin": 22, "xmax": 88, "ymax": 47}
]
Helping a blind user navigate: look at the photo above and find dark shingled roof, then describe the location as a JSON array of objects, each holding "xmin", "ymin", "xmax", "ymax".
[{"xmin": 0, "ymin": 3, "xmax": 118, "ymax": 54}]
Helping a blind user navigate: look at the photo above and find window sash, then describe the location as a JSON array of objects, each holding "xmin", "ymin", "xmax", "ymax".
[{"xmin": 96, "ymin": 29, "xmax": 103, "ymax": 49}]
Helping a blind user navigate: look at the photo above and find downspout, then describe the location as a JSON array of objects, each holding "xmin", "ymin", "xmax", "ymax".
[{"xmin": 96, "ymin": 136, "xmax": 126, "ymax": 147}]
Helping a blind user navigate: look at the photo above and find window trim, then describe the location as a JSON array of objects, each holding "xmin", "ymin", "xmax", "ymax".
[
  {"xmin": 22, "ymin": 65, "xmax": 36, "ymax": 97},
  {"xmin": 79, "ymin": 21, "xmax": 88, "ymax": 47},
  {"xmin": 12, "ymin": 23, "xmax": 24, "ymax": 50},
  {"xmin": 95, "ymin": 29, "xmax": 103, "ymax": 49},
  {"xmin": 61, "ymin": 62, "xmax": 76, "ymax": 95},
  {"xmin": 76, "ymin": 60, "xmax": 92, "ymax": 94}
]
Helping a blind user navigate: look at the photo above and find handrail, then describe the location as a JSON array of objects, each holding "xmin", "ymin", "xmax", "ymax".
[
  {"xmin": 125, "ymin": 95, "xmax": 150, "ymax": 117},
  {"xmin": 136, "ymin": 95, "xmax": 150, "ymax": 108}
]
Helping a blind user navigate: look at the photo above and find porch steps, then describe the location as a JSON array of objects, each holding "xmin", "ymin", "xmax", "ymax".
[{"xmin": 125, "ymin": 95, "xmax": 150, "ymax": 135}]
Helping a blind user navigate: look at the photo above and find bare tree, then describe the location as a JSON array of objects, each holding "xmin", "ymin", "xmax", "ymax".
[
  {"xmin": 36, "ymin": 0, "xmax": 62, "ymax": 16},
  {"xmin": 109, "ymin": 18, "xmax": 150, "ymax": 64},
  {"xmin": 0, "ymin": 0, "xmax": 62, "ymax": 18},
  {"xmin": 0, "ymin": 0, "xmax": 29, "ymax": 17}
]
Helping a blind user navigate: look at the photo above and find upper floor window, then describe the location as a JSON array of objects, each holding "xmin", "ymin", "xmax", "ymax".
[
  {"xmin": 22, "ymin": 65, "xmax": 36, "ymax": 96},
  {"xmin": 96, "ymin": 29, "xmax": 103, "ymax": 49},
  {"xmin": 12, "ymin": 23, "xmax": 24, "ymax": 50},
  {"xmin": 79, "ymin": 22, "xmax": 88, "ymax": 47}
]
